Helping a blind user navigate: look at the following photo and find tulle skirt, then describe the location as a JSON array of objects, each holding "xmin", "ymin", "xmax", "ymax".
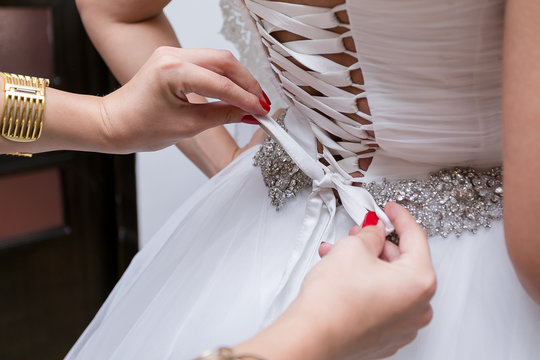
[{"xmin": 66, "ymin": 146, "xmax": 540, "ymax": 360}]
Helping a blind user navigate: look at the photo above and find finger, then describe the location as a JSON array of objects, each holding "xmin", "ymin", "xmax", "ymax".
[
  {"xmin": 384, "ymin": 202, "xmax": 431, "ymax": 267},
  {"xmin": 174, "ymin": 63, "xmax": 268, "ymax": 115},
  {"xmin": 169, "ymin": 48, "xmax": 267, "ymax": 104},
  {"xmin": 318, "ymin": 241, "xmax": 333, "ymax": 257},
  {"xmin": 380, "ymin": 241, "xmax": 400, "ymax": 262},
  {"xmin": 349, "ymin": 225, "xmax": 362, "ymax": 236},
  {"xmin": 352, "ymin": 221, "xmax": 386, "ymax": 257}
]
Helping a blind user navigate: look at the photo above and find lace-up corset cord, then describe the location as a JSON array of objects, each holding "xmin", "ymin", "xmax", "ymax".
[
  {"xmin": 244, "ymin": 0, "xmax": 394, "ymax": 233},
  {"xmin": 246, "ymin": 0, "xmax": 377, "ymax": 178}
]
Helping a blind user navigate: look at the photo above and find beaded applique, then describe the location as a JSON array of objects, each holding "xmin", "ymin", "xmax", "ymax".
[
  {"xmin": 255, "ymin": 125, "xmax": 503, "ymax": 238},
  {"xmin": 365, "ymin": 167, "xmax": 503, "ymax": 238},
  {"xmin": 253, "ymin": 110, "xmax": 312, "ymax": 209}
]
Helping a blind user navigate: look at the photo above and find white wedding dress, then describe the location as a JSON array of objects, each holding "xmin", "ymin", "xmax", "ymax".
[{"xmin": 67, "ymin": 0, "xmax": 540, "ymax": 359}]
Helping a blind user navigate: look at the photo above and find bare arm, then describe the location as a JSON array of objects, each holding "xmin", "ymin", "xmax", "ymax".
[
  {"xmin": 75, "ymin": 0, "xmax": 269, "ymax": 176},
  {"xmin": 0, "ymin": 49, "xmax": 266, "ymax": 155},
  {"xmin": 0, "ymin": 76, "xmax": 107, "ymax": 154},
  {"xmin": 503, "ymin": 0, "xmax": 540, "ymax": 304}
]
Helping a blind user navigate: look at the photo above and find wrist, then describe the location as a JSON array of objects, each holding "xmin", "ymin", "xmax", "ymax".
[{"xmin": 42, "ymin": 87, "xmax": 114, "ymax": 153}]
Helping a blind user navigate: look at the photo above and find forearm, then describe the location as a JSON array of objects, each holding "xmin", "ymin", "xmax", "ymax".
[
  {"xmin": 503, "ymin": 0, "xmax": 540, "ymax": 304},
  {"xmin": 233, "ymin": 299, "xmax": 332, "ymax": 360},
  {"xmin": 77, "ymin": 0, "xmax": 239, "ymax": 176},
  {"xmin": 76, "ymin": 0, "xmax": 178, "ymax": 83},
  {"xmin": 0, "ymin": 76, "xmax": 109, "ymax": 154},
  {"xmin": 176, "ymin": 127, "xmax": 239, "ymax": 177}
]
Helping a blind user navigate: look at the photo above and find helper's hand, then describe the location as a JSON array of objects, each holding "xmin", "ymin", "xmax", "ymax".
[
  {"xmin": 235, "ymin": 203, "xmax": 436, "ymax": 360},
  {"xmin": 100, "ymin": 47, "xmax": 270, "ymax": 153},
  {"xmin": 234, "ymin": 203, "xmax": 436, "ymax": 360},
  {"xmin": 302, "ymin": 202, "xmax": 435, "ymax": 360}
]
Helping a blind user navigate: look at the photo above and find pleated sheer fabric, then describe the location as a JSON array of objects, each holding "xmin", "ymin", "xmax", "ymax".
[{"xmin": 66, "ymin": 1, "xmax": 540, "ymax": 359}]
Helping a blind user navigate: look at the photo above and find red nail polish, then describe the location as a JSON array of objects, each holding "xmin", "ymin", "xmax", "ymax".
[
  {"xmin": 241, "ymin": 115, "xmax": 260, "ymax": 125},
  {"xmin": 259, "ymin": 99, "xmax": 271, "ymax": 112},
  {"xmin": 262, "ymin": 91, "xmax": 272, "ymax": 106},
  {"xmin": 362, "ymin": 211, "xmax": 379, "ymax": 228}
]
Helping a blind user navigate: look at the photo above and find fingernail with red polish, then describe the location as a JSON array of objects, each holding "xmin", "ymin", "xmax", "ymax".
[
  {"xmin": 362, "ymin": 211, "xmax": 379, "ymax": 228},
  {"xmin": 262, "ymin": 91, "xmax": 272, "ymax": 106},
  {"xmin": 241, "ymin": 115, "xmax": 260, "ymax": 125},
  {"xmin": 259, "ymin": 99, "xmax": 271, "ymax": 112}
]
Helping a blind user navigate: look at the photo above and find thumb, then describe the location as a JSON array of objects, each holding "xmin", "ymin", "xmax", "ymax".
[
  {"xmin": 353, "ymin": 221, "xmax": 386, "ymax": 258},
  {"xmin": 384, "ymin": 202, "xmax": 432, "ymax": 268},
  {"xmin": 181, "ymin": 101, "xmax": 249, "ymax": 132},
  {"xmin": 318, "ymin": 241, "xmax": 333, "ymax": 258}
]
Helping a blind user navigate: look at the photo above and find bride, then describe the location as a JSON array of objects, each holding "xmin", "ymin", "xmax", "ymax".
[{"xmin": 70, "ymin": 0, "xmax": 540, "ymax": 359}]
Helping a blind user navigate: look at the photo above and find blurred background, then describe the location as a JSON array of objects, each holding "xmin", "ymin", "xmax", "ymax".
[
  {"xmin": 0, "ymin": 0, "xmax": 263, "ymax": 358},
  {"xmin": 138, "ymin": 0, "xmax": 256, "ymax": 248}
]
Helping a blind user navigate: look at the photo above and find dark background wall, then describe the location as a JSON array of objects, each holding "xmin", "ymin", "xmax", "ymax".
[{"xmin": 0, "ymin": 1, "xmax": 138, "ymax": 359}]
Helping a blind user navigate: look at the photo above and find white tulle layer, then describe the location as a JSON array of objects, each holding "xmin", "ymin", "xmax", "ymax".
[
  {"xmin": 66, "ymin": 146, "xmax": 540, "ymax": 360},
  {"xmin": 391, "ymin": 222, "xmax": 540, "ymax": 360},
  {"xmin": 66, "ymin": 147, "xmax": 352, "ymax": 359}
]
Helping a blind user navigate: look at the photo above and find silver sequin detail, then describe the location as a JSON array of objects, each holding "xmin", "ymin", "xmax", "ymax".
[
  {"xmin": 364, "ymin": 167, "xmax": 503, "ymax": 238},
  {"xmin": 253, "ymin": 110, "xmax": 312, "ymax": 209},
  {"xmin": 253, "ymin": 114, "xmax": 503, "ymax": 238}
]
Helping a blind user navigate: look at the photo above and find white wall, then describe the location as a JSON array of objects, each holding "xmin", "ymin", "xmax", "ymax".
[{"xmin": 136, "ymin": 1, "xmax": 253, "ymax": 246}]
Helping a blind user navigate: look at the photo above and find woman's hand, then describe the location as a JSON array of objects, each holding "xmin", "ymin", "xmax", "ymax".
[
  {"xmin": 76, "ymin": 0, "xmax": 272, "ymax": 174},
  {"xmin": 303, "ymin": 202, "xmax": 435, "ymax": 360},
  {"xmin": 234, "ymin": 203, "xmax": 436, "ymax": 360},
  {"xmin": 100, "ymin": 47, "xmax": 270, "ymax": 153}
]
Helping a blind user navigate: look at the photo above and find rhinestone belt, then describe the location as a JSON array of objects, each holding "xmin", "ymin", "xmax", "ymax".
[
  {"xmin": 253, "ymin": 110, "xmax": 312, "ymax": 209},
  {"xmin": 253, "ymin": 112, "xmax": 503, "ymax": 239},
  {"xmin": 364, "ymin": 167, "xmax": 503, "ymax": 238}
]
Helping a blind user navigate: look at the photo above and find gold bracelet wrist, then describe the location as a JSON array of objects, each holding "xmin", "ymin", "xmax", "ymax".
[
  {"xmin": 1, "ymin": 72, "xmax": 50, "ymax": 157},
  {"xmin": 196, "ymin": 347, "xmax": 266, "ymax": 360}
]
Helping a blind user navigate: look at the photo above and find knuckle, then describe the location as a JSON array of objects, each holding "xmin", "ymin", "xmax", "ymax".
[
  {"xmin": 420, "ymin": 307, "xmax": 434, "ymax": 327},
  {"xmin": 153, "ymin": 47, "xmax": 184, "ymax": 72},
  {"xmin": 223, "ymin": 109, "xmax": 237, "ymax": 125},
  {"xmin": 183, "ymin": 120, "xmax": 199, "ymax": 137},
  {"xmin": 219, "ymin": 78, "xmax": 236, "ymax": 94},
  {"xmin": 220, "ymin": 49, "xmax": 236, "ymax": 62},
  {"xmin": 405, "ymin": 331, "xmax": 418, "ymax": 345},
  {"xmin": 218, "ymin": 50, "xmax": 239, "ymax": 69},
  {"xmin": 425, "ymin": 273, "xmax": 438, "ymax": 297},
  {"xmin": 417, "ymin": 272, "xmax": 437, "ymax": 299},
  {"xmin": 153, "ymin": 46, "xmax": 174, "ymax": 59}
]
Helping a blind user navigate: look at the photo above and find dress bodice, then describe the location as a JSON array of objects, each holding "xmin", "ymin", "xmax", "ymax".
[
  {"xmin": 348, "ymin": 0, "xmax": 504, "ymax": 168},
  {"xmin": 241, "ymin": 0, "xmax": 504, "ymax": 176}
]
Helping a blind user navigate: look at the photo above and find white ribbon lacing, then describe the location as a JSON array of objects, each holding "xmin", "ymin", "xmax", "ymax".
[{"xmin": 244, "ymin": 0, "xmax": 396, "ymax": 324}]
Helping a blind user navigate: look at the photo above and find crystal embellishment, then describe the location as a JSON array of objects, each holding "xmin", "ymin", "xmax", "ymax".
[
  {"xmin": 254, "ymin": 114, "xmax": 503, "ymax": 237},
  {"xmin": 253, "ymin": 110, "xmax": 312, "ymax": 209},
  {"xmin": 364, "ymin": 167, "xmax": 503, "ymax": 238}
]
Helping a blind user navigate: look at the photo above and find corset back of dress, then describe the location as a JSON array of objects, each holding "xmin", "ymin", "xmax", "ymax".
[{"xmin": 232, "ymin": 0, "xmax": 504, "ymax": 178}]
